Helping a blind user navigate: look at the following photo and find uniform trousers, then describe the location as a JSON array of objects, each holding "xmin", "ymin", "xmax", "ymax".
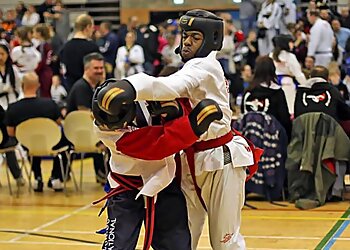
[
  {"xmin": 181, "ymin": 161, "xmax": 247, "ymax": 250},
  {"xmin": 102, "ymin": 180, "xmax": 191, "ymax": 250}
]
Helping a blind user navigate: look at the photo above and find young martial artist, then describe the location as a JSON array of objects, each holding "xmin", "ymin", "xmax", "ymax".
[{"xmin": 92, "ymin": 83, "xmax": 223, "ymax": 250}]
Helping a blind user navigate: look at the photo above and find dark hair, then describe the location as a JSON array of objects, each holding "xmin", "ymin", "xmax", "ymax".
[
  {"xmin": 0, "ymin": 44, "xmax": 17, "ymax": 96},
  {"xmin": 310, "ymin": 66, "xmax": 329, "ymax": 80},
  {"xmin": 308, "ymin": 9, "xmax": 320, "ymax": 17},
  {"xmin": 272, "ymin": 35, "xmax": 293, "ymax": 62},
  {"xmin": 250, "ymin": 56, "xmax": 277, "ymax": 89},
  {"xmin": 83, "ymin": 52, "xmax": 104, "ymax": 66}
]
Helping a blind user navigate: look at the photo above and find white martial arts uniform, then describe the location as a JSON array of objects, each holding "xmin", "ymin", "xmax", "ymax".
[
  {"xmin": 115, "ymin": 44, "xmax": 145, "ymax": 79},
  {"xmin": 257, "ymin": 1, "xmax": 282, "ymax": 55},
  {"xmin": 270, "ymin": 50, "xmax": 307, "ymax": 114},
  {"xmin": 307, "ymin": 18, "xmax": 334, "ymax": 67},
  {"xmin": 277, "ymin": 0, "xmax": 297, "ymax": 35},
  {"xmin": 126, "ymin": 52, "xmax": 254, "ymax": 250}
]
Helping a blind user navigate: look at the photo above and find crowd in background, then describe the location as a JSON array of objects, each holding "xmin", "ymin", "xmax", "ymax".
[{"xmin": 0, "ymin": 0, "xmax": 349, "ymax": 205}]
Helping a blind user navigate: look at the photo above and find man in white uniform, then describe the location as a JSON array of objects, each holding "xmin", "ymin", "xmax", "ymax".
[
  {"xmin": 307, "ymin": 9, "xmax": 334, "ymax": 67},
  {"xmin": 257, "ymin": 0, "xmax": 282, "ymax": 55},
  {"xmin": 95, "ymin": 9, "xmax": 256, "ymax": 250}
]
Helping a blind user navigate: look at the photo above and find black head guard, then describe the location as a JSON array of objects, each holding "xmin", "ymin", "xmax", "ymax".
[{"xmin": 176, "ymin": 9, "xmax": 224, "ymax": 60}]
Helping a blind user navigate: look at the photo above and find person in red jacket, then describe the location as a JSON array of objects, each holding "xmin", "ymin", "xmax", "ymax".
[{"xmin": 92, "ymin": 80, "xmax": 223, "ymax": 250}]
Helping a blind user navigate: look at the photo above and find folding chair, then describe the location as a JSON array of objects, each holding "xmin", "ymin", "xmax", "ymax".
[
  {"xmin": 63, "ymin": 110, "xmax": 107, "ymax": 190},
  {"xmin": 0, "ymin": 130, "xmax": 29, "ymax": 196},
  {"xmin": 15, "ymin": 118, "xmax": 70, "ymax": 195}
]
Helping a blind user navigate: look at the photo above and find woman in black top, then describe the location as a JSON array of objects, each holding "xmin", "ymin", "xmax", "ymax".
[{"xmin": 241, "ymin": 56, "xmax": 292, "ymax": 139}]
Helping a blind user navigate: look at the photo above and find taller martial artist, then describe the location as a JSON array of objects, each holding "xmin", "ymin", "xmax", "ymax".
[{"xmin": 95, "ymin": 9, "xmax": 261, "ymax": 250}]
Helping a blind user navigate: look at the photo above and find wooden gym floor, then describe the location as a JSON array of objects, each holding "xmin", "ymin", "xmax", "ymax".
[{"xmin": 0, "ymin": 159, "xmax": 349, "ymax": 250}]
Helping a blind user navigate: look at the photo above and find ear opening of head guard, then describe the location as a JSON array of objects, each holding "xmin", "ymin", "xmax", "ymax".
[
  {"xmin": 92, "ymin": 85, "xmax": 136, "ymax": 130},
  {"xmin": 176, "ymin": 9, "xmax": 224, "ymax": 60}
]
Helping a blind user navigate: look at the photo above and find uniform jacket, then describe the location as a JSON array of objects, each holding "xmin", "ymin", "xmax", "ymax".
[
  {"xmin": 233, "ymin": 111, "xmax": 287, "ymax": 200},
  {"xmin": 127, "ymin": 52, "xmax": 254, "ymax": 175},
  {"xmin": 294, "ymin": 77, "xmax": 350, "ymax": 122},
  {"xmin": 286, "ymin": 113, "xmax": 350, "ymax": 205}
]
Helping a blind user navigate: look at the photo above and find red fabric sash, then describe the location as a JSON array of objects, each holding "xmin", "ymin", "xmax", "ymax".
[
  {"xmin": 179, "ymin": 130, "xmax": 263, "ymax": 210},
  {"xmin": 92, "ymin": 173, "xmax": 155, "ymax": 250}
]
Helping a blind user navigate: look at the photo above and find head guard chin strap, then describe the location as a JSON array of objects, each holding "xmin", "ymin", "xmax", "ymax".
[{"xmin": 175, "ymin": 9, "xmax": 224, "ymax": 61}]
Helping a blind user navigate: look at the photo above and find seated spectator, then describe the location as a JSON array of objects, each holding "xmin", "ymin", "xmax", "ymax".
[
  {"xmin": 66, "ymin": 52, "xmax": 107, "ymax": 184},
  {"xmin": 5, "ymin": 72, "xmax": 68, "ymax": 192},
  {"xmin": 328, "ymin": 62, "xmax": 350, "ymax": 102},
  {"xmin": 11, "ymin": 26, "xmax": 41, "ymax": 75},
  {"xmin": 241, "ymin": 56, "xmax": 292, "ymax": 140},
  {"xmin": 21, "ymin": 5, "xmax": 40, "ymax": 26},
  {"xmin": 294, "ymin": 66, "xmax": 350, "ymax": 122},
  {"xmin": 0, "ymin": 44, "xmax": 22, "ymax": 110},
  {"xmin": 303, "ymin": 56, "xmax": 315, "ymax": 78},
  {"xmin": 0, "ymin": 104, "xmax": 24, "ymax": 186},
  {"xmin": 115, "ymin": 31, "xmax": 145, "ymax": 79}
]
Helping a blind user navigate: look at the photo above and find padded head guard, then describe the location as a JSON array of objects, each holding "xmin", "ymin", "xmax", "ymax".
[
  {"xmin": 92, "ymin": 79, "xmax": 136, "ymax": 130},
  {"xmin": 176, "ymin": 9, "xmax": 224, "ymax": 59}
]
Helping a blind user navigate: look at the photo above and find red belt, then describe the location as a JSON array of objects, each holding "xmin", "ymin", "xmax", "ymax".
[
  {"xmin": 180, "ymin": 132, "xmax": 234, "ymax": 210},
  {"xmin": 92, "ymin": 172, "xmax": 155, "ymax": 250},
  {"xmin": 178, "ymin": 130, "xmax": 263, "ymax": 211}
]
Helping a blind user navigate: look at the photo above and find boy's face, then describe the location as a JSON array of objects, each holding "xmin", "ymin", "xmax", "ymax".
[{"xmin": 181, "ymin": 30, "xmax": 204, "ymax": 60}]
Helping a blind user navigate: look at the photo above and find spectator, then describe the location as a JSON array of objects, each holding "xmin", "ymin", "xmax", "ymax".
[
  {"xmin": 45, "ymin": 0, "xmax": 70, "ymax": 43},
  {"xmin": 66, "ymin": 52, "xmax": 107, "ymax": 183},
  {"xmin": 0, "ymin": 44, "xmax": 21, "ymax": 110},
  {"xmin": 307, "ymin": 9, "xmax": 334, "ymax": 67},
  {"xmin": 294, "ymin": 65, "xmax": 350, "ymax": 122},
  {"xmin": 328, "ymin": 61, "xmax": 349, "ymax": 102},
  {"xmin": 59, "ymin": 14, "xmax": 99, "ymax": 92},
  {"xmin": 98, "ymin": 21, "xmax": 119, "ymax": 78},
  {"xmin": 331, "ymin": 18, "xmax": 350, "ymax": 50},
  {"xmin": 293, "ymin": 28, "xmax": 308, "ymax": 63},
  {"xmin": 21, "ymin": 5, "xmax": 40, "ymax": 27},
  {"xmin": 15, "ymin": 1, "xmax": 27, "ymax": 22},
  {"xmin": 241, "ymin": 56, "xmax": 292, "ymax": 139},
  {"xmin": 230, "ymin": 64, "xmax": 252, "ymax": 109},
  {"xmin": 239, "ymin": 0, "xmax": 257, "ymax": 36},
  {"xmin": 257, "ymin": 0, "xmax": 282, "ymax": 55},
  {"xmin": 339, "ymin": 7, "xmax": 350, "ymax": 29},
  {"xmin": 0, "ymin": 104, "xmax": 24, "ymax": 186},
  {"xmin": 279, "ymin": 0, "xmax": 297, "ymax": 35},
  {"xmin": 115, "ymin": 31, "xmax": 145, "ymax": 79},
  {"xmin": 51, "ymin": 75, "xmax": 67, "ymax": 110},
  {"xmin": 271, "ymin": 34, "xmax": 307, "ymax": 114},
  {"xmin": 33, "ymin": 23, "xmax": 53, "ymax": 98},
  {"xmin": 11, "ymin": 26, "xmax": 41, "ymax": 75},
  {"xmin": 217, "ymin": 12, "xmax": 236, "ymax": 79},
  {"xmin": 5, "ymin": 72, "xmax": 68, "ymax": 192},
  {"xmin": 244, "ymin": 30, "xmax": 259, "ymax": 68},
  {"xmin": 1, "ymin": 9, "xmax": 17, "ymax": 34},
  {"xmin": 37, "ymin": 0, "xmax": 54, "ymax": 24},
  {"xmin": 161, "ymin": 32, "xmax": 182, "ymax": 68}
]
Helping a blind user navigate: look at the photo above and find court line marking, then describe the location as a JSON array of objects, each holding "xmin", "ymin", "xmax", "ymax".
[
  {"xmin": 3, "ymin": 228, "xmax": 350, "ymax": 241},
  {"xmin": 0, "ymin": 241, "xmax": 310, "ymax": 249},
  {"xmin": 8, "ymin": 203, "xmax": 91, "ymax": 242},
  {"xmin": 1, "ymin": 208, "xmax": 349, "ymax": 221},
  {"xmin": 315, "ymin": 207, "xmax": 350, "ymax": 250}
]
